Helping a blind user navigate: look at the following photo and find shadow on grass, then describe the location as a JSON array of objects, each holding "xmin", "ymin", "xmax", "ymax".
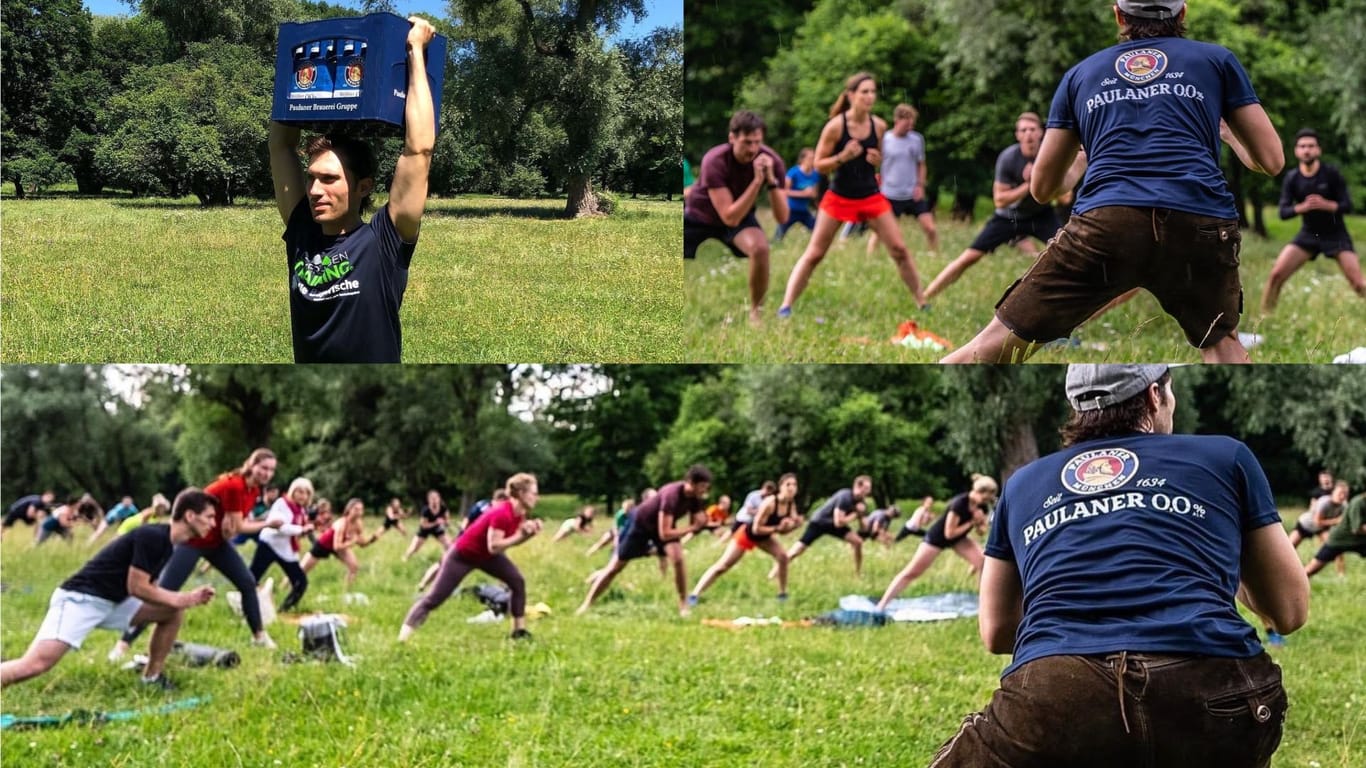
[{"xmin": 424, "ymin": 203, "xmax": 568, "ymax": 221}]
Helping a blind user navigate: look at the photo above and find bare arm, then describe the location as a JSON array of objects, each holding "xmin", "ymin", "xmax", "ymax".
[
  {"xmin": 658, "ymin": 507, "xmax": 702, "ymax": 542},
  {"xmin": 1222, "ymin": 104, "xmax": 1284, "ymax": 176},
  {"xmin": 1238, "ymin": 521, "xmax": 1309, "ymax": 634},
  {"xmin": 750, "ymin": 498, "xmax": 780, "ymax": 536},
  {"xmin": 219, "ymin": 511, "xmax": 244, "ymax": 539},
  {"xmin": 978, "ymin": 556, "xmax": 1023, "ymax": 653},
  {"xmin": 127, "ymin": 566, "xmax": 213, "ymax": 610},
  {"xmin": 269, "ymin": 122, "xmax": 305, "ymax": 225},
  {"xmin": 489, "ymin": 518, "xmax": 541, "ymax": 555},
  {"xmin": 768, "ymin": 177, "xmax": 789, "ymax": 225},
  {"xmin": 1031, "ymin": 128, "xmax": 1084, "ymax": 204},
  {"xmin": 943, "ymin": 509, "xmax": 976, "ymax": 540},
  {"xmin": 706, "ymin": 177, "xmax": 764, "ymax": 228},
  {"xmin": 814, "ymin": 118, "xmax": 854, "ymax": 176},
  {"xmin": 387, "ymin": 16, "xmax": 437, "ymax": 243}
]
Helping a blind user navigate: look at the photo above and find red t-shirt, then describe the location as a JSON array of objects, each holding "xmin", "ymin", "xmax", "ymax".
[
  {"xmin": 455, "ymin": 500, "xmax": 521, "ymax": 562},
  {"xmin": 192, "ymin": 473, "xmax": 260, "ymax": 549}
]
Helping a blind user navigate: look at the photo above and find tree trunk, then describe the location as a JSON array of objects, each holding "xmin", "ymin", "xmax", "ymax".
[
  {"xmin": 565, "ymin": 173, "xmax": 599, "ymax": 218},
  {"xmin": 999, "ymin": 421, "xmax": 1039, "ymax": 486},
  {"xmin": 1250, "ymin": 186, "xmax": 1267, "ymax": 238},
  {"xmin": 11, "ymin": 176, "xmax": 25, "ymax": 199}
]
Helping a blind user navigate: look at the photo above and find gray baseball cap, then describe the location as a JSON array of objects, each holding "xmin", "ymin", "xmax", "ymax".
[
  {"xmin": 1116, "ymin": 1, "xmax": 1186, "ymax": 19},
  {"xmin": 1065, "ymin": 364, "xmax": 1170, "ymax": 411}
]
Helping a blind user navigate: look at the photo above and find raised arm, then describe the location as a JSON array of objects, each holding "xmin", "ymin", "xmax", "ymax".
[
  {"xmin": 269, "ymin": 122, "xmax": 306, "ymax": 224},
  {"xmin": 387, "ymin": 16, "xmax": 437, "ymax": 243}
]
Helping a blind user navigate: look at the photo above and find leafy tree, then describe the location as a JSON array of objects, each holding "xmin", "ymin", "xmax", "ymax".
[
  {"xmin": 548, "ymin": 365, "xmax": 710, "ymax": 509},
  {"xmin": 683, "ymin": 0, "xmax": 815, "ymax": 163},
  {"xmin": 0, "ymin": 365, "xmax": 177, "ymax": 505},
  {"xmin": 95, "ymin": 42, "xmax": 273, "ymax": 204},
  {"xmin": 937, "ymin": 367, "xmax": 1068, "ymax": 485},
  {"xmin": 1, "ymin": 0, "xmax": 93, "ymax": 196},
  {"xmin": 607, "ymin": 26, "xmax": 682, "ymax": 198},
  {"xmin": 449, "ymin": 0, "xmax": 643, "ymax": 216}
]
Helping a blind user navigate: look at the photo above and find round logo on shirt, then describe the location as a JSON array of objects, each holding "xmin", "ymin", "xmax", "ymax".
[
  {"xmin": 1115, "ymin": 49, "xmax": 1168, "ymax": 84},
  {"xmin": 1061, "ymin": 448, "xmax": 1140, "ymax": 495}
]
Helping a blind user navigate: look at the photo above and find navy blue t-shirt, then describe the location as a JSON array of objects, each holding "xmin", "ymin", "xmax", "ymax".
[
  {"xmin": 985, "ymin": 432, "xmax": 1280, "ymax": 677},
  {"xmin": 283, "ymin": 200, "xmax": 417, "ymax": 363},
  {"xmin": 1047, "ymin": 37, "xmax": 1259, "ymax": 218},
  {"xmin": 61, "ymin": 524, "xmax": 174, "ymax": 603}
]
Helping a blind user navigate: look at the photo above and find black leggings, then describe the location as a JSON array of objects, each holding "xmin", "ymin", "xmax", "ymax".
[
  {"xmin": 249, "ymin": 543, "xmax": 309, "ymax": 612},
  {"xmin": 122, "ymin": 542, "xmax": 261, "ymax": 643}
]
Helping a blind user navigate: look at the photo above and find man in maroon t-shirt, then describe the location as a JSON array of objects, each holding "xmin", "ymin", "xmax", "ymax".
[
  {"xmin": 684, "ymin": 111, "xmax": 789, "ymax": 325},
  {"xmin": 577, "ymin": 465, "xmax": 712, "ymax": 617}
]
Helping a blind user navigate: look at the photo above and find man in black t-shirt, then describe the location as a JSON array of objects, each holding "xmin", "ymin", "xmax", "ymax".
[
  {"xmin": 1, "ymin": 489, "xmax": 219, "ymax": 690},
  {"xmin": 2, "ymin": 491, "xmax": 54, "ymax": 535},
  {"xmin": 268, "ymin": 17, "xmax": 438, "ymax": 362},
  {"xmin": 1262, "ymin": 128, "xmax": 1363, "ymax": 314}
]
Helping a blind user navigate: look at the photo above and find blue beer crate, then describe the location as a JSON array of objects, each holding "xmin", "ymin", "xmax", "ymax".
[{"xmin": 272, "ymin": 12, "xmax": 446, "ymax": 137}]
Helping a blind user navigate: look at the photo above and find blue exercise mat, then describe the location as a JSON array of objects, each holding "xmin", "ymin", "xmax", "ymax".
[
  {"xmin": 1, "ymin": 696, "xmax": 208, "ymax": 730},
  {"xmin": 839, "ymin": 592, "xmax": 980, "ymax": 622}
]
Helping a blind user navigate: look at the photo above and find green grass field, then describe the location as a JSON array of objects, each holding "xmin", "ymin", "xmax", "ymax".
[
  {"xmin": 684, "ymin": 205, "xmax": 1366, "ymax": 363},
  {"xmin": 0, "ymin": 194, "xmax": 683, "ymax": 363},
  {"xmin": 1, "ymin": 496, "xmax": 1360, "ymax": 766}
]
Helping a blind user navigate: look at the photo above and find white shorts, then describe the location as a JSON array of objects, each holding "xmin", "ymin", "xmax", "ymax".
[{"xmin": 35, "ymin": 588, "xmax": 143, "ymax": 649}]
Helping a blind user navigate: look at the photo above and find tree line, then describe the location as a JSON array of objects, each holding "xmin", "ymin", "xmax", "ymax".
[
  {"xmin": 686, "ymin": 0, "xmax": 1366, "ymax": 232},
  {"xmin": 3, "ymin": 364, "xmax": 1361, "ymax": 517},
  {"xmin": 1, "ymin": 0, "xmax": 681, "ymax": 216}
]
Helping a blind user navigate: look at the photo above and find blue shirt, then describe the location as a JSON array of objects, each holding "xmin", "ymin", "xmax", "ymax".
[
  {"xmin": 785, "ymin": 166, "xmax": 821, "ymax": 213},
  {"xmin": 1047, "ymin": 37, "xmax": 1259, "ymax": 219},
  {"xmin": 283, "ymin": 201, "xmax": 417, "ymax": 363},
  {"xmin": 986, "ymin": 432, "xmax": 1280, "ymax": 678}
]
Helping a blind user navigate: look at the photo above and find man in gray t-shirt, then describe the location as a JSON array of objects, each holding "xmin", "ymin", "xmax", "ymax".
[
  {"xmin": 867, "ymin": 103, "xmax": 941, "ymax": 258},
  {"xmin": 924, "ymin": 112, "xmax": 1067, "ymax": 302}
]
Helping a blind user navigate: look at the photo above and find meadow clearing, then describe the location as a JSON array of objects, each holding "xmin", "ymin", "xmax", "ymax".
[
  {"xmin": 684, "ymin": 205, "xmax": 1366, "ymax": 363},
  {"xmin": 1, "ymin": 495, "xmax": 1361, "ymax": 767},
  {"xmin": 0, "ymin": 194, "xmax": 683, "ymax": 363}
]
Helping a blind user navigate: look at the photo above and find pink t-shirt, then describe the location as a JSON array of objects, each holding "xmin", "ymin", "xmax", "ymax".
[{"xmin": 455, "ymin": 500, "xmax": 521, "ymax": 561}]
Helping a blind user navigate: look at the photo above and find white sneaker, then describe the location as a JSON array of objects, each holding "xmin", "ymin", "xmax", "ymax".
[
  {"xmin": 107, "ymin": 641, "xmax": 130, "ymax": 662},
  {"xmin": 251, "ymin": 633, "xmax": 277, "ymax": 650}
]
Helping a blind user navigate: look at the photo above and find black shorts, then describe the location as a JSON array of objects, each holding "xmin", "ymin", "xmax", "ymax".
[
  {"xmin": 684, "ymin": 213, "xmax": 763, "ymax": 259},
  {"xmin": 799, "ymin": 518, "xmax": 852, "ymax": 546},
  {"xmin": 1291, "ymin": 230, "xmax": 1355, "ymax": 260},
  {"xmin": 1313, "ymin": 542, "xmax": 1366, "ymax": 562},
  {"xmin": 417, "ymin": 525, "xmax": 446, "ymax": 539},
  {"xmin": 925, "ymin": 526, "xmax": 968, "ymax": 549},
  {"xmin": 616, "ymin": 518, "xmax": 664, "ymax": 562},
  {"xmin": 968, "ymin": 209, "xmax": 1061, "ymax": 253},
  {"xmin": 995, "ymin": 206, "xmax": 1243, "ymax": 347},
  {"xmin": 1292, "ymin": 522, "xmax": 1320, "ymax": 539},
  {"xmin": 309, "ymin": 544, "xmax": 335, "ymax": 560},
  {"xmin": 888, "ymin": 196, "xmax": 934, "ymax": 218},
  {"xmin": 383, "ymin": 517, "xmax": 399, "ymax": 530}
]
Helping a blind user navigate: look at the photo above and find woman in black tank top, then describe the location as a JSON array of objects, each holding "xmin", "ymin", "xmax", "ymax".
[
  {"xmin": 874, "ymin": 474, "xmax": 999, "ymax": 612},
  {"xmin": 688, "ymin": 473, "xmax": 805, "ymax": 603},
  {"xmin": 778, "ymin": 72, "xmax": 927, "ymax": 317}
]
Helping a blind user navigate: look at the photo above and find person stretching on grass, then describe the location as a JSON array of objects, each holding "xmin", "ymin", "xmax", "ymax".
[
  {"xmin": 2, "ymin": 489, "xmax": 219, "ymax": 691},
  {"xmin": 773, "ymin": 475, "xmax": 872, "ymax": 579},
  {"xmin": 689, "ymin": 473, "xmax": 804, "ymax": 605},
  {"xmin": 399, "ymin": 473, "xmax": 543, "ymax": 642},
  {"xmin": 251, "ymin": 477, "xmax": 316, "ymax": 612},
  {"xmin": 301, "ymin": 498, "xmax": 382, "ymax": 592},
  {"xmin": 875, "ymin": 475, "xmax": 998, "ymax": 612},
  {"xmin": 110, "ymin": 448, "xmax": 281, "ymax": 660},
  {"xmin": 404, "ymin": 488, "xmax": 454, "ymax": 560},
  {"xmin": 268, "ymin": 16, "xmax": 437, "ymax": 363},
  {"xmin": 579, "ymin": 466, "xmax": 712, "ymax": 617}
]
